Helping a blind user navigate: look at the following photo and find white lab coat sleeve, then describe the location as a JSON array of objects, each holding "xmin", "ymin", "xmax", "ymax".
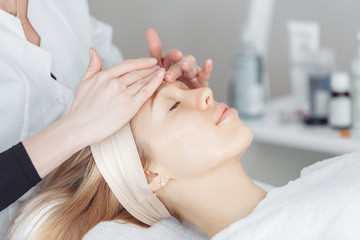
[{"xmin": 90, "ymin": 16, "xmax": 124, "ymax": 70}]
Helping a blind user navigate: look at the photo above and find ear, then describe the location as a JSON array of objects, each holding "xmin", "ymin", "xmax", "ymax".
[{"xmin": 145, "ymin": 170, "xmax": 168, "ymax": 192}]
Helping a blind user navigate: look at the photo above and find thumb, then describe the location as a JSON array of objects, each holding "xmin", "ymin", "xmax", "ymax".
[{"xmin": 83, "ymin": 47, "xmax": 102, "ymax": 81}]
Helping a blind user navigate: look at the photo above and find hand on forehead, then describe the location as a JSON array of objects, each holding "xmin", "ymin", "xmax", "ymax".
[{"xmin": 146, "ymin": 28, "xmax": 213, "ymax": 89}]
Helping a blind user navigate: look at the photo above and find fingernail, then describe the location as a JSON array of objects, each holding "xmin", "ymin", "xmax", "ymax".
[
  {"xmin": 166, "ymin": 73, "xmax": 173, "ymax": 80},
  {"xmin": 157, "ymin": 69, "xmax": 165, "ymax": 77},
  {"xmin": 153, "ymin": 65, "xmax": 160, "ymax": 71},
  {"xmin": 149, "ymin": 58, "xmax": 157, "ymax": 65}
]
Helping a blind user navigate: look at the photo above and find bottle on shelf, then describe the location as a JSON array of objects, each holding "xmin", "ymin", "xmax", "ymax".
[
  {"xmin": 287, "ymin": 21, "xmax": 320, "ymax": 113},
  {"xmin": 229, "ymin": 28, "xmax": 265, "ymax": 119},
  {"xmin": 351, "ymin": 33, "xmax": 360, "ymax": 129},
  {"xmin": 304, "ymin": 48, "xmax": 335, "ymax": 125},
  {"xmin": 329, "ymin": 72, "xmax": 352, "ymax": 130}
]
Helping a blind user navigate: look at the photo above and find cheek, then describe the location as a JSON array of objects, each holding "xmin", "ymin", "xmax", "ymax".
[
  {"xmin": 153, "ymin": 116, "xmax": 216, "ymax": 176},
  {"xmin": 151, "ymin": 114, "xmax": 253, "ymax": 178}
]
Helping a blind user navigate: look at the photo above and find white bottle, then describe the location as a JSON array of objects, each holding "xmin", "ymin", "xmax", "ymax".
[
  {"xmin": 351, "ymin": 33, "xmax": 360, "ymax": 129},
  {"xmin": 329, "ymin": 72, "xmax": 352, "ymax": 129},
  {"xmin": 287, "ymin": 21, "xmax": 320, "ymax": 112}
]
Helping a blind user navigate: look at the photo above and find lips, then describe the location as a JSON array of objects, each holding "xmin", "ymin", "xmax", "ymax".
[{"xmin": 216, "ymin": 103, "xmax": 229, "ymax": 125}]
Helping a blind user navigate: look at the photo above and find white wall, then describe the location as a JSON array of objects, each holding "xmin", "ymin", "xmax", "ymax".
[{"xmin": 88, "ymin": 0, "xmax": 359, "ymax": 186}]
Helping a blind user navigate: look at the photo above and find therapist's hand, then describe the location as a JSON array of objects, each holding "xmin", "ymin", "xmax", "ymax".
[
  {"xmin": 24, "ymin": 48, "xmax": 165, "ymax": 179},
  {"xmin": 68, "ymin": 48, "xmax": 165, "ymax": 145},
  {"xmin": 146, "ymin": 28, "xmax": 213, "ymax": 89},
  {"xmin": 22, "ymin": 35, "xmax": 210, "ymax": 182}
]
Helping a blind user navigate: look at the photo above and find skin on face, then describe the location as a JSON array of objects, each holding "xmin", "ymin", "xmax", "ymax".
[{"xmin": 132, "ymin": 81, "xmax": 253, "ymax": 181}]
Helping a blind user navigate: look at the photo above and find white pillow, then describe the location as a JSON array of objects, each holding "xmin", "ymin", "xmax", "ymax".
[{"xmin": 83, "ymin": 217, "xmax": 209, "ymax": 240}]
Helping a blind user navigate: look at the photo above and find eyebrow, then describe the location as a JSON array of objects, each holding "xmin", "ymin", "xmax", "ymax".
[{"xmin": 150, "ymin": 83, "xmax": 169, "ymax": 111}]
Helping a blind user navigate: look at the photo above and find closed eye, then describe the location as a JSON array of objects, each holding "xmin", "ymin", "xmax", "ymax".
[{"xmin": 169, "ymin": 102, "xmax": 180, "ymax": 111}]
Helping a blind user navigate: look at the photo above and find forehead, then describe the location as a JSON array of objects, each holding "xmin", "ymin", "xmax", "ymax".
[{"xmin": 154, "ymin": 80, "xmax": 188, "ymax": 95}]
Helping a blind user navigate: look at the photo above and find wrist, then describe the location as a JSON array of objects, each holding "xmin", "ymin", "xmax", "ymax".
[
  {"xmin": 60, "ymin": 113, "xmax": 90, "ymax": 149},
  {"xmin": 23, "ymin": 114, "xmax": 88, "ymax": 178},
  {"xmin": 61, "ymin": 111, "xmax": 99, "ymax": 148}
]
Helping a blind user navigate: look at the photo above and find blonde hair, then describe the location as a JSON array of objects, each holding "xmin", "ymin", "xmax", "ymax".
[{"xmin": 6, "ymin": 134, "xmax": 150, "ymax": 239}]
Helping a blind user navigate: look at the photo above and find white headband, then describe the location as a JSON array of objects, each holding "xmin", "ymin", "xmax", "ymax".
[{"xmin": 90, "ymin": 124, "xmax": 171, "ymax": 225}]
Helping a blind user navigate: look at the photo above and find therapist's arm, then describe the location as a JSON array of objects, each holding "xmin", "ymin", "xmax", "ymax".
[
  {"xmin": 0, "ymin": 113, "xmax": 87, "ymax": 211},
  {"xmin": 0, "ymin": 143, "xmax": 41, "ymax": 211},
  {"xmin": 0, "ymin": 117, "xmax": 81, "ymax": 212},
  {"xmin": 0, "ymin": 49, "xmax": 164, "ymax": 209},
  {"xmin": 22, "ymin": 113, "xmax": 88, "ymax": 178}
]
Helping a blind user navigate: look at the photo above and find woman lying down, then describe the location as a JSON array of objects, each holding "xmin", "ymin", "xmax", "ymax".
[{"xmin": 5, "ymin": 80, "xmax": 360, "ymax": 239}]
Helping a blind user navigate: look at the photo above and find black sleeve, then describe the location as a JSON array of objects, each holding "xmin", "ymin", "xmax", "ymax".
[{"xmin": 0, "ymin": 142, "xmax": 41, "ymax": 211}]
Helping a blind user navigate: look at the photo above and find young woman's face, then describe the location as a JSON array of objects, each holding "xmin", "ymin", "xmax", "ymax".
[{"xmin": 132, "ymin": 81, "xmax": 253, "ymax": 179}]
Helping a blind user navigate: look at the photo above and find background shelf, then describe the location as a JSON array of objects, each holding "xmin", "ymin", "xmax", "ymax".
[{"xmin": 243, "ymin": 95, "xmax": 360, "ymax": 155}]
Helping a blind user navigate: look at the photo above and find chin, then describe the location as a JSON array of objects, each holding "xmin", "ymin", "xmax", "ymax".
[
  {"xmin": 232, "ymin": 113, "xmax": 253, "ymax": 141},
  {"xmin": 221, "ymin": 118, "xmax": 253, "ymax": 160},
  {"xmin": 238, "ymin": 127, "xmax": 253, "ymax": 157}
]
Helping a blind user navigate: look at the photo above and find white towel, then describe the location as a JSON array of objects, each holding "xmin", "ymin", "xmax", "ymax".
[
  {"xmin": 83, "ymin": 218, "xmax": 209, "ymax": 240},
  {"xmin": 83, "ymin": 180, "xmax": 273, "ymax": 240},
  {"xmin": 212, "ymin": 151, "xmax": 360, "ymax": 240}
]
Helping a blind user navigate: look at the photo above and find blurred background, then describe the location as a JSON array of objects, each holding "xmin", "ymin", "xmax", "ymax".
[{"xmin": 89, "ymin": 0, "xmax": 360, "ymax": 186}]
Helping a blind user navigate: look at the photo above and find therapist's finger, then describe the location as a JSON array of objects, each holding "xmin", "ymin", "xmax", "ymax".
[
  {"xmin": 188, "ymin": 60, "xmax": 213, "ymax": 89},
  {"xmin": 132, "ymin": 69, "xmax": 165, "ymax": 107},
  {"xmin": 181, "ymin": 61, "xmax": 199, "ymax": 79},
  {"xmin": 163, "ymin": 49, "xmax": 183, "ymax": 70},
  {"xmin": 164, "ymin": 62, "xmax": 183, "ymax": 83},
  {"xmin": 146, "ymin": 28, "xmax": 163, "ymax": 67},
  {"xmin": 83, "ymin": 48, "xmax": 102, "ymax": 81},
  {"xmin": 119, "ymin": 66, "xmax": 160, "ymax": 89},
  {"xmin": 102, "ymin": 58, "xmax": 158, "ymax": 79},
  {"xmin": 197, "ymin": 59, "xmax": 213, "ymax": 85},
  {"xmin": 164, "ymin": 54, "xmax": 196, "ymax": 83},
  {"xmin": 128, "ymin": 68, "xmax": 165, "ymax": 96}
]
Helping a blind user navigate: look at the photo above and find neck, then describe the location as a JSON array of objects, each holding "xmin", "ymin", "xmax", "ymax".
[
  {"xmin": 0, "ymin": 0, "xmax": 18, "ymax": 12},
  {"xmin": 0, "ymin": 0, "xmax": 16, "ymax": 4},
  {"xmin": 0, "ymin": 0, "xmax": 27, "ymax": 19},
  {"xmin": 161, "ymin": 159, "xmax": 267, "ymax": 238}
]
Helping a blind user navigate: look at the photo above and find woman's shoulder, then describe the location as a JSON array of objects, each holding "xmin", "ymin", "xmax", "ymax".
[{"xmin": 84, "ymin": 218, "xmax": 209, "ymax": 240}]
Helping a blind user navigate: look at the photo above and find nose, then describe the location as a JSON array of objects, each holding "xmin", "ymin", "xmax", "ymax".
[{"xmin": 195, "ymin": 87, "xmax": 213, "ymax": 110}]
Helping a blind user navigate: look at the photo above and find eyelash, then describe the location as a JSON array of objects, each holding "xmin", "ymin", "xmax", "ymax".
[{"xmin": 169, "ymin": 102, "xmax": 180, "ymax": 111}]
